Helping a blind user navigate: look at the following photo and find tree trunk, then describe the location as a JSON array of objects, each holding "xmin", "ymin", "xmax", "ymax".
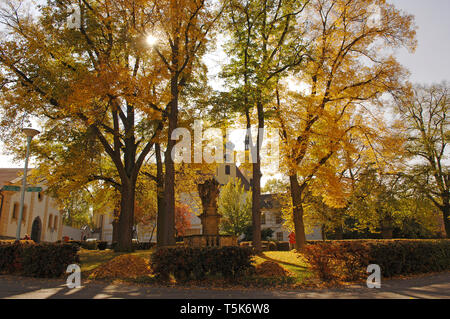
[
  {"xmin": 442, "ymin": 203, "xmax": 450, "ymax": 239},
  {"xmin": 163, "ymin": 74, "xmax": 179, "ymax": 247},
  {"xmin": 381, "ymin": 215, "xmax": 393, "ymax": 239},
  {"xmin": 115, "ymin": 182, "xmax": 136, "ymax": 252},
  {"xmin": 252, "ymin": 160, "xmax": 262, "ymax": 251},
  {"xmin": 321, "ymin": 225, "xmax": 326, "ymax": 241},
  {"xmin": 381, "ymin": 228, "xmax": 393, "ymax": 239},
  {"xmin": 155, "ymin": 143, "xmax": 166, "ymax": 247},
  {"xmin": 334, "ymin": 225, "xmax": 344, "ymax": 240},
  {"xmin": 251, "ymin": 96, "xmax": 264, "ymax": 252},
  {"xmin": 112, "ymin": 207, "xmax": 119, "ymax": 245},
  {"xmin": 289, "ymin": 174, "xmax": 307, "ymax": 250}
]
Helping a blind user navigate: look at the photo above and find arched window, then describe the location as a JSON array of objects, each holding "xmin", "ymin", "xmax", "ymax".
[
  {"xmin": 48, "ymin": 214, "xmax": 53, "ymax": 229},
  {"xmin": 38, "ymin": 192, "xmax": 44, "ymax": 202},
  {"xmin": 53, "ymin": 215, "xmax": 58, "ymax": 230}
]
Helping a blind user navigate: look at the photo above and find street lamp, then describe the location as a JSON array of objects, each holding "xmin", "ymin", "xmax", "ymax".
[{"xmin": 16, "ymin": 128, "xmax": 40, "ymax": 241}]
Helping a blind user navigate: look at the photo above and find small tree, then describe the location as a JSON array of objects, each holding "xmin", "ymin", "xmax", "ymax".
[
  {"xmin": 218, "ymin": 178, "xmax": 252, "ymax": 237},
  {"xmin": 175, "ymin": 203, "xmax": 193, "ymax": 238}
]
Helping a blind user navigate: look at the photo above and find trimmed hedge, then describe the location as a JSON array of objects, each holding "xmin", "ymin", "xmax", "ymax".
[
  {"xmin": 276, "ymin": 241, "xmax": 291, "ymax": 251},
  {"xmin": 151, "ymin": 246, "xmax": 255, "ymax": 282},
  {"xmin": 0, "ymin": 240, "xmax": 36, "ymax": 274},
  {"xmin": 239, "ymin": 241, "xmax": 278, "ymax": 251},
  {"xmin": 301, "ymin": 239, "xmax": 450, "ymax": 282},
  {"xmin": 97, "ymin": 241, "xmax": 108, "ymax": 250},
  {"xmin": 133, "ymin": 242, "xmax": 156, "ymax": 250},
  {"xmin": 81, "ymin": 241, "xmax": 98, "ymax": 250},
  {"xmin": 0, "ymin": 241, "xmax": 79, "ymax": 278}
]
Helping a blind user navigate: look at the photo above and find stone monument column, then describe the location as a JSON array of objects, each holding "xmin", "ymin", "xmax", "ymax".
[{"xmin": 197, "ymin": 178, "xmax": 221, "ymax": 235}]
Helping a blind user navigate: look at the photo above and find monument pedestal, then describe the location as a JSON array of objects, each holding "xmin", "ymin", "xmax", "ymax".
[{"xmin": 184, "ymin": 178, "xmax": 237, "ymax": 248}]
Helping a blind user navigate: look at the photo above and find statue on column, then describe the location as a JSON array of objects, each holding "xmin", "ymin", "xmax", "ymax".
[{"xmin": 197, "ymin": 178, "xmax": 221, "ymax": 235}]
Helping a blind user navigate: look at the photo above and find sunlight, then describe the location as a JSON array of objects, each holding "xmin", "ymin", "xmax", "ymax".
[{"xmin": 145, "ymin": 34, "xmax": 158, "ymax": 47}]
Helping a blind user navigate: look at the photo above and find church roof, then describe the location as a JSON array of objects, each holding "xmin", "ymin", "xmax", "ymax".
[{"xmin": 0, "ymin": 168, "xmax": 26, "ymax": 187}]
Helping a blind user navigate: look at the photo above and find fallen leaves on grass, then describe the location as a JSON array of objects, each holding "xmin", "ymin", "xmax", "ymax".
[
  {"xmin": 254, "ymin": 261, "xmax": 292, "ymax": 277},
  {"xmin": 88, "ymin": 254, "xmax": 153, "ymax": 280}
]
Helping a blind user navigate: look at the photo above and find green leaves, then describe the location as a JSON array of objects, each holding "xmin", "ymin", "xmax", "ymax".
[{"xmin": 218, "ymin": 178, "xmax": 252, "ymax": 236}]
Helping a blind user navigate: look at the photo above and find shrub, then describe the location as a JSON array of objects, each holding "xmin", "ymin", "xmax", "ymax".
[
  {"xmin": 0, "ymin": 240, "xmax": 37, "ymax": 274},
  {"xmin": 0, "ymin": 242, "xmax": 79, "ymax": 278},
  {"xmin": 21, "ymin": 243, "xmax": 80, "ymax": 277},
  {"xmin": 67, "ymin": 240, "xmax": 82, "ymax": 248},
  {"xmin": 133, "ymin": 242, "xmax": 155, "ymax": 250},
  {"xmin": 97, "ymin": 241, "xmax": 108, "ymax": 250},
  {"xmin": 240, "ymin": 241, "xmax": 276, "ymax": 251},
  {"xmin": 262, "ymin": 241, "xmax": 277, "ymax": 251},
  {"xmin": 151, "ymin": 246, "xmax": 255, "ymax": 282},
  {"xmin": 239, "ymin": 241, "xmax": 251, "ymax": 247},
  {"xmin": 0, "ymin": 240, "xmax": 35, "ymax": 245},
  {"xmin": 81, "ymin": 241, "xmax": 98, "ymax": 250},
  {"xmin": 276, "ymin": 241, "xmax": 291, "ymax": 251},
  {"xmin": 301, "ymin": 239, "xmax": 450, "ymax": 283}
]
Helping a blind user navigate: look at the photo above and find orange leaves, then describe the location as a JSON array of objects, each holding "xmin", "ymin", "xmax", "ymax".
[
  {"xmin": 175, "ymin": 203, "xmax": 193, "ymax": 237},
  {"xmin": 254, "ymin": 261, "xmax": 292, "ymax": 278},
  {"xmin": 88, "ymin": 254, "xmax": 153, "ymax": 279}
]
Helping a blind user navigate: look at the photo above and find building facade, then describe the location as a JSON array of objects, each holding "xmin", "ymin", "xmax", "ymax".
[{"xmin": 0, "ymin": 168, "xmax": 63, "ymax": 242}]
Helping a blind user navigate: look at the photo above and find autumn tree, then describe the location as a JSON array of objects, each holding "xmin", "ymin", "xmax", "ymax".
[
  {"xmin": 174, "ymin": 203, "xmax": 193, "ymax": 238},
  {"xmin": 0, "ymin": 0, "xmax": 226, "ymax": 250},
  {"xmin": 274, "ymin": 0, "xmax": 416, "ymax": 248},
  {"xmin": 394, "ymin": 83, "xmax": 449, "ymax": 237},
  {"xmin": 221, "ymin": 0, "xmax": 309, "ymax": 250},
  {"xmin": 146, "ymin": 0, "xmax": 224, "ymax": 246},
  {"xmin": 0, "ymin": 0, "xmax": 172, "ymax": 251},
  {"xmin": 59, "ymin": 188, "xmax": 94, "ymax": 229},
  {"xmin": 218, "ymin": 178, "xmax": 252, "ymax": 236}
]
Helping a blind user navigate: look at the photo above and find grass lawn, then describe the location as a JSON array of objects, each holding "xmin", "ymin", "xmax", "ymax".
[
  {"xmin": 79, "ymin": 248, "xmax": 154, "ymax": 274},
  {"xmin": 78, "ymin": 248, "xmax": 313, "ymax": 286},
  {"xmin": 253, "ymin": 251, "xmax": 313, "ymax": 284}
]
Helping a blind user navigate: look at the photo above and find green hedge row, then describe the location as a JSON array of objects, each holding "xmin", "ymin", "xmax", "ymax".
[
  {"xmin": 301, "ymin": 239, "xmax": 450, "ymax": 282},
  {"xmin": 133, "ymin": 242, "xmax": 156, "ymax": 250},
  {"xmin": 239, "ymin": 241, "xmax": 291, "ymax": 251},
  {"xmin": 0, "ymin": 241, "xmax": 79, "ymax": 278},
  {"xmin": 63, "ymin": 240, "xmax": 108, "ymax": 250},
  {"xmin": 151, "ymin": 246, "xmax": 255, "ymax": 282}
]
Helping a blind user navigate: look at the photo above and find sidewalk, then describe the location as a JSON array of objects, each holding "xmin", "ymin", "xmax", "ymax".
[{"xmin": 0, "ymin": 272, "xmax": 449, "ymax": 299}]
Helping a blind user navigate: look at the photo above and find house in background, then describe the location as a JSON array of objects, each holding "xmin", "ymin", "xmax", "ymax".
[
  {"xmin": 0, "ymin": 168, "xmax": 63, "ymax": 242},
  {"xmin": 260, "ymin": 193, "xmax": 322, "ymax": 242},
  {"xmin": 90, "ymin": 213, "xmax": 114, "ymax": 242}
]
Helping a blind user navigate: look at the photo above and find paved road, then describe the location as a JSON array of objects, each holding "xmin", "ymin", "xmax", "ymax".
[{"xmin": 0, "ymin": 272, "xmax": 449, "ymax": 299}]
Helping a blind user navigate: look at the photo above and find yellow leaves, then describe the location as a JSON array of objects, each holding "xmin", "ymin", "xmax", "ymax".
[{"xmin": 273, "ymin": 0, "xmax": 416, "ymax": 218}]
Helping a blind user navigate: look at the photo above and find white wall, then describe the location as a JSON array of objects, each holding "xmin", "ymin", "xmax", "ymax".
[{"xmin": 4, "ymin": 189, "xmax": 62, "ymax": 242}]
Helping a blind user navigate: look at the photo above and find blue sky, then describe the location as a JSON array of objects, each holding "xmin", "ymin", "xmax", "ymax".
[{"xmin": 1, "ymin": 0, "xmax": 449, "ymax": 168}]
